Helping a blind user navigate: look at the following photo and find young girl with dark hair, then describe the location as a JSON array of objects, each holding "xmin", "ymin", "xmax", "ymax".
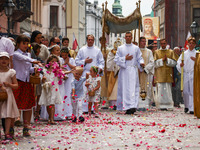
[{"xmin": 13, "ymin": 35, "xmax": 41, "ymax": 136}]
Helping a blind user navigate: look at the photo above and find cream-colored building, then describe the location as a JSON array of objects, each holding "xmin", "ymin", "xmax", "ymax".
[
  {"xmin": 153, "ymin": 0, "xmax": 165, "ymax": 39},
  {"xmin": 42, "ymin": 0, "xmax": 66, "ymax": 38},
  {"xmin": 66, "ymin": 0, "xmax": 86, "ymax": 48},
  {"xmin": 31, "ymin": 0, "xmax": 43, "ymax": 32},
  {"xmin": 86, "ymin": 0, "xmax": 102, "ymax": 47}
]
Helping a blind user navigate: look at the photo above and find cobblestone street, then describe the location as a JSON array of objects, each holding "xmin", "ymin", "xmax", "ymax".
[{"xmin": 1, "ymin": 106, "xmax": 200, "ymax": 150}]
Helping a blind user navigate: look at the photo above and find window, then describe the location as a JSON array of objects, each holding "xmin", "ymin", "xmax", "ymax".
[
  {"xmin": 193, "ymin": 8, "xmax": 200, "ymax": 24},
  {"xmin": 113, "ymin": 8, "xmax": 118, "ymax": 15},
  {"xmin": 50, "ymin": 6, "xmax": 58, "ymax": 28}
]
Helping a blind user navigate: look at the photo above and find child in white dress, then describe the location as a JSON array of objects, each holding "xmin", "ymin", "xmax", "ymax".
[
  {"xmin": 0, "ymin": 52, "xmax": 19, "ymax": 140},
  {"xmin": 85, "ymin": 66, "xmax": 101, "ymax": 118},
  {"xmin": 49, "ymin": 45, "xmax": 66, "ymax": 120},
  {"xmin": 39, "ymin": 55, "xmax": 62, "ymax": 124},
  {"xmin": 61, "ymin": 47, "xmax": 76, "ymax": 120}
]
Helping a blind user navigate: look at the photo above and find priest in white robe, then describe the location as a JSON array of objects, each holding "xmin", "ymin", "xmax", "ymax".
[
  {"xmin": 75, "ymin": 34, "xmax": 104, "ymax": 112},
  {"xmin": 154, "ymin": 39, "xmax": 178, "ymax": 110},
  {"xmin": 138, "ymin": 37, "xmax": 154, "ymax": 110},
  {"xmin": 176, "ymin": 37, "xmax": 197, "ymax": 114},
  {"xmin": 114, "ymin": 32, "xmax": 144, "ymax": 114}
]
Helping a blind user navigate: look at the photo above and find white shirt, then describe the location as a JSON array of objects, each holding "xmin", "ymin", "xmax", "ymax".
[
  {"xmin": 0, "ymin": 37, "xmax": 15, "ymax": 56},
  {"xmin": 75, "ymin": 45, "xmax": 104, "ymax": 72},
  {"xmin": 13, "ymin": 49, "xmax": 35, "ymax": 82}
]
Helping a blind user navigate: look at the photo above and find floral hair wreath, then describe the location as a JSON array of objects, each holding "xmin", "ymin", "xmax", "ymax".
[
  {"xmin": 92, "ymin": 66, "xmax": 98, "ymax": 73},
  {"xmin": 28, "ymin": 44, "xmax": 33, "ymax": 49}
]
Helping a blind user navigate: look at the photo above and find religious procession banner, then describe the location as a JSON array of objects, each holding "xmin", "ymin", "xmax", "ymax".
[
  {"xmin": 102, "ymin": 7, "xmax": 142, "ymax": 34},
  {"xmin": 142, "ymin": 17, "xmax": 160, "ymax": 40}
]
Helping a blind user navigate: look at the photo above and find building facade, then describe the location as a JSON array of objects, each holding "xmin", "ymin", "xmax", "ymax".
[
  {"xmin": 153, "ymin": 0, "xmax": 200, "ymax": 48},
  {"xmin": 153, "ymin": 0, "xmax": 165, "ymax": 40},
  {"xmin": 42, "ymin": 0, "xmax": 66, "ymax": 39},
  {"xmin": 30, "ymin": 0, "xmax": 43, "ymax": 33},
  {"xmin": 0, "ymin": 0, "xmax": 33, "ymax": 37},
  {"xmin": 66, "ymin": 0, "xmax": 86, "ymax": 48},
  {"xmin": 86, "ymin": 0, "xmax": 102, "ymax": 47}
]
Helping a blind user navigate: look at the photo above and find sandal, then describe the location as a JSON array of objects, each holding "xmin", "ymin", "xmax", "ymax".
[
  {"xmin": 9, "ymin": 127, "xmax": 14, "ymax": 138},
  {"xmin": 23, "ymin": 128, "xmax": 31, "ymax": 137},
  {"xmin": 5, "ymin": 134, "xmax": 13, "ymax": 141},
  {"xmin": 48, "ymin": 120, "xmax": 57, "ymax": 125},
  {"xmin": 34, "ymin": 111, "xmax": 40, "ymax": 120}
]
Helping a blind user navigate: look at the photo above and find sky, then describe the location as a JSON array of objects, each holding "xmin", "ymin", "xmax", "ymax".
[{"xmin": 88, "ymin": 0, "xmax": 154, "ymax": 17}]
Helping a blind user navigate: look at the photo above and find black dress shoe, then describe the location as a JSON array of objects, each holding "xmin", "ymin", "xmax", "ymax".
[
  {"xmin": 174, "ymin": 104, "xmax": 181, "ymax": 108},
  {"xmin": 113, "ymin": 105, "xmax": 117, "ymax": 110},
  {"xmin": 101, "ymin": 107, "xmax": 109, "ymax": 109},
  {"xmin": 184, "ymin": 108, "xmax": 189, "ymax": 113},
  {"xmin": 160, "ymin": 108, "xmax": 168, "ymax": 111},
  {"xmin": 125, "ymin": 109, "xmax": 131, "ymax": 115},
  {"xmin": 130, "ymin": 108, "xmax": 136, "ymax": 114},
  {"xmin": 151, "ymin": 102, "xmax": 156, "ymax": 107},
  {"xmin": 79, "ymin": 116, "xmax": 85, "ymax": 122},
  {"xmin": 72, "ymin": 117, "xmax": 77, "ymax": 123},
  {"xmin": 83, "ymin": 111, "xmax": 94, "ymax": 114},
  {"xmin": 189, "ymin": 111, "xmax": 194, "ymax": 114}
]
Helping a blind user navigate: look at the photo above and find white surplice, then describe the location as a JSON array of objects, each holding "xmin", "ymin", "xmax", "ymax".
[
  {"xmin": 75, "ymin": 45, "xmax": 104, "ymax": 112},
  {"xmin": 138, "ymin": 48, "xmax": 154, "ymax": 109},
  {"xmin": 63, "ymin": 58, "xmax": 76, "ymax": 117},
  {"xmin": 114, "ymin": 43, "xmax": 144, "ymax": 111},
  {"xmin": 154, "ymin": 57, "xmax": 177, "ymax": 109},
  {"xmin": 107, "ymin": 50, "xmax": 120, "ymax": 102},
  {"xmin": 176, "ymin": 49, "xmax": 196, "ymax": 112}
]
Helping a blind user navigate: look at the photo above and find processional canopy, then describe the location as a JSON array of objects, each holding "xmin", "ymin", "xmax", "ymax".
[{"xmin": 102, "ymin": 1, "xmax": 142, "ymax": 34}]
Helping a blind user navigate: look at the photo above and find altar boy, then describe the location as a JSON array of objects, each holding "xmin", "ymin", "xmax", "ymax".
[{"xmin": 176, "ymin": 37, "xmax": 197, "ymax": 114}]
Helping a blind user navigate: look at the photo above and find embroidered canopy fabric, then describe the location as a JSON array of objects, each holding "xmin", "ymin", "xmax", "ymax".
[{"xmin": 102, "ymin": 7, "xmax": 142, "ymax": 34}]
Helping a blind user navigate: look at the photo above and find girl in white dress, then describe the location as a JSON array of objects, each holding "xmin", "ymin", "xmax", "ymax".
[
  {"xmin": 61, "ymin": 47, "xmax": 76, "ymax": 120},
  {"xmin": 39, "ymin": 55, "xmax": 62, "ymax": 124},
  {"xmin": 85, "ymin": 66, "xmax": 101, "ymax": 117},
  {"xmin": 48, "ymin": 45, "xmax": 66, "ymax": 120},
  {"xmin": 0, "ymin": 52, "xmax": 19, "ymax": 140}
]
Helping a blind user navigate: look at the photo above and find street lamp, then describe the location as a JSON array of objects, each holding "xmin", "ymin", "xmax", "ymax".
[
  {"xmin": 190, "ymin": 21, "xmax": 199, "ymax": 38},
  {"xmin": 4, "ymin": 0, "xmax": 15, "ymax": 37}
]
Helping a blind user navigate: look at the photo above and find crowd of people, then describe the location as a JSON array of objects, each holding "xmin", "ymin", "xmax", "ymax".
[{"xmin": 0, "ymin": 30, "xmax": 199, "ymax": 142}]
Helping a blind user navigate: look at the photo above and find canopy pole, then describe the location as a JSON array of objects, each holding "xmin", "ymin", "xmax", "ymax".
[
  {"xmin": 101, "ymin": 2, "xmax": 108, "ymax": 87},
  {"xmin": 134, "ymin": 29, "xmax": 136, "ymax": 42},
  {"xmin": 138, "ymin": 0, "xmax": 141, "ymax": 44},
  {"xmin": 134, "ymin": 2, "xmax": 138, "ymax": 43}
]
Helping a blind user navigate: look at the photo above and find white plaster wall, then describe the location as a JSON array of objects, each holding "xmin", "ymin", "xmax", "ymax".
[{"xmin": 42, "ymin": 0, "xmax": 66, "ymax": 37}]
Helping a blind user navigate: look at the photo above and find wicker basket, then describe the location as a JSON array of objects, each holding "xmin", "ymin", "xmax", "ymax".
[
  {"xmin": 29, "ymin": 75, "xmax": 41, "ymax": 84},
  {"xmin": 88, "ymin": 91, "xmax": 95, "ymax": 97},
  {"xmin": 0, "ymin": 91, "xmax": 8, "ymax": 102}
]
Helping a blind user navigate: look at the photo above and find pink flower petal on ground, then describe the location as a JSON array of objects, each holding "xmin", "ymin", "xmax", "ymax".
[
  {"xmin": 159, "ymin": 129, "xmax": 165, "ymax": 133},
  {"xmin": 177, "ymin": 139, "xmax": 181, "ymax": 142}
]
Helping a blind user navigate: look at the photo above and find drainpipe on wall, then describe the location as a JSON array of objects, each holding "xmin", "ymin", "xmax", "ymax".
[{"xmin": 65, "ymin": 0, "xmax": 67, "ymax": 36}]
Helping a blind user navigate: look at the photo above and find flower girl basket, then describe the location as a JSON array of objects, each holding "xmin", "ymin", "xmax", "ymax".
[{"xmin": 0, "ymin": 87, "xmax": 8, "ymax": 102}]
